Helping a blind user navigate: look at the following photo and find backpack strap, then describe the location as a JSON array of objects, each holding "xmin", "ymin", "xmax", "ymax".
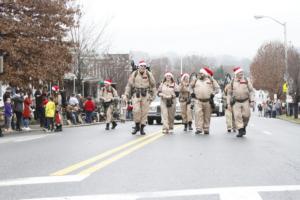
[{"xmin": 133, "ymin": 70, "xmax": 154, "ymax": 88}]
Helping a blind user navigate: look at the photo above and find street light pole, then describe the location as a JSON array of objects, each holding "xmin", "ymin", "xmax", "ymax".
[
  {"xmin": 283, "ymin": 22, "xmax": 288, "ymax": 81},
  {"xmin": 73, "ymin": 76, "xmax": 76, "ymax": 94},
  {"xmin": 180, "ymin": 56, "xmax": 183, "ymax": 75},
  {"xmin": 254, "ymin": 15, "xmax": 291, "ymax": 114},
  {"xmin": 0, "ymin": 55, "xmax": 3, "ymax": 74},
  {"xmin": 254, "ymin": 15, "xmax": 288, "ymax": 81}
]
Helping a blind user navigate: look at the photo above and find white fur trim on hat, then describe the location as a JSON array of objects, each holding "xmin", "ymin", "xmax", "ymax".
[
  {"xmin": 199, "ymin": 68, "xmax": 209, "ymax": 76},
  {"xmin": 138, "ymin": 61, "xmax": 147, "ymax": 67},
  {"xmin": 164, "ymin": 72, "xmax": 173, "ymax": 78},
  {"xmin": 181, "ymin": 73, "xmax": 190, "ymax": 81},
  {"xmin": 234, "ymin": 68, "xmax": 243, "ymax": 74},
  {"xmin": 104, "ymin": 80, "xmax": 112, "ymax": 85}
]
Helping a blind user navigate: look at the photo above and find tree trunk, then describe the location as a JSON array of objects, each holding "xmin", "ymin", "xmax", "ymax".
[{"xmin": 294, "ymin": 94, "xmax": 299, "ymax": 119}]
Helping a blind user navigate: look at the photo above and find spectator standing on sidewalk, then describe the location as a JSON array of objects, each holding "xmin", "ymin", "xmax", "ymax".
[
  {"xmin": 12, "ymin": 90, "xmax": 24, "ymax": 132},
  {"xmin": 83, "ymin": 96, "xmax": 96, "ymax": 123},
  {"xmin": 275, "ymin": 99, "xmax": 282, "ymax": 116},
  {"xmin": 4, "ymin": 98, "xmax": 13, "ymax": 133},
  {"xmin": 35, "ymin": 86, "xmax": 48, "ymax": 127},
  {"xmin": 126, "ymin": 100, "xmax": 133, "ymax": 120},
  {"xmin": 45, "ymin": 97, "xmax": 55, "ymax": 132},
  {"xmin": 258, "ymin": 103, "xmax": 263, "ymax": 117},
  {"xmin": 3, "ymin": 87, "xmax": 13, "ymax": 130},
  {"xmin": 23, "ymin": 92, "xmax": 33, "ymax": 131},
  {"xmin": 272, "ymin": 101, "xmax": 277, "ymax": 118}
]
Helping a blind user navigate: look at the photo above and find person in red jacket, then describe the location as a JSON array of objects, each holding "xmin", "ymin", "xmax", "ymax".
[
  {"xmin": 84, "ymin": 96, "xmax": 95, "ymax": 123},
  {"xmin": 23, "ymin": 92, "xmax": 33, "ymax": 131}
]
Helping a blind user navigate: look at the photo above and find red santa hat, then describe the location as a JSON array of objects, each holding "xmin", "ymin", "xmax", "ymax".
[
  {"xmin": 104, "ymin": 79, "xmax": 112, "ymax": 85},
  {"xmin": 51, "ymin": 85, "xmax": 59, "ymax": 92},
  {"xmin": 181, "ymin": 73, "xmax": 190, "ymax": 81},
  {"xmin": 233, "ymin": 66, "xmax": 243, "ymax": 74},
  {"xmin": 138, "ymin": 60, "xmax": 147, "ymax": 67},
  {"xmin": 199, "ymin": 67, "xmax": 213, "ymax": 77},
  {"xmin": 164, "ymin": 72, "xmax": 174, "ymax": 78}
]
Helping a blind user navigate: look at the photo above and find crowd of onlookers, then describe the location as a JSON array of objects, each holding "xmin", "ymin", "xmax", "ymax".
[
  {"xmin": 0, "ymin": 86, "xmax": 95, "ymax": 134},
  {"xmin": 257, "ymin": 99, "xmax": 284, "ymax": 118},
  {"xmin": 0, "ymin": 85, "xmax": 135, "ymax": 136}
]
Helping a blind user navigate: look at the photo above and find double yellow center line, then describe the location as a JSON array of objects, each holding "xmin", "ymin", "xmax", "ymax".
[{"xmin": 50, "ymin": 130, "xmax": 166, "ymax": 176}]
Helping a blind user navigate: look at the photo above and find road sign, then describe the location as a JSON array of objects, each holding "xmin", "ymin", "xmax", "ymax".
[{"xmin": 283, "ymin": 82, "xmax": 288, "ymax": 93}]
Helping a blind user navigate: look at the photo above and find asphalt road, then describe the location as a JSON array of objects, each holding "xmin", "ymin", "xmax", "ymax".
[{"xmin": 0, "ymin": 114, "xmax": 299, "ymax": 200}]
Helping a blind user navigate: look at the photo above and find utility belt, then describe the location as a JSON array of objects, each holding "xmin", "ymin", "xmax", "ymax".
[
  {"xmin": 196, "ymin": 97, "xmax": 215, "ymax": 109},
  {"xmin": 196, "ymin": 98, "xmax": 210, "ymax": 102},
  {"xmin": 165, "ymin": 98, "xmax": 174, "ymax": 108},
  {"xmin": 179, "ymin": 96, "xmax": 188, "ymax": 102},
  {"xmin": 235, "ymin": 98, "xmax": 249, "ymax": 103},
  {"xmin": 103, "ymin": 101, "xmax": 112, "ymax": 108},
  {"xmin": 133, "ymin": 88, "xmax": 149, "ymax": 98}
]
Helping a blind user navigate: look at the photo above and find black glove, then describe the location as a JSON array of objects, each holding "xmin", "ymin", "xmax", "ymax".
[{"xmin": 191, "ymin": 93, "xmax": 196, "ymax": 98}]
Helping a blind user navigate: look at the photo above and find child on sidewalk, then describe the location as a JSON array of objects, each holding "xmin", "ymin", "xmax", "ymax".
[
  {"xmin": 4, "ymin": 98, "xmax": 13, "ymax": 133},
  {"xmin": 45, "ymin": 97, "xmax": 55, "ymax": 132},
  {"xmin": 54, "ymin": 110, "xmax": 62, "ymax": 132}
]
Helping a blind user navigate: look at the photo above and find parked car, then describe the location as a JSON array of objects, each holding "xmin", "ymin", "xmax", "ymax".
[
  {"xmin": 212, "ymin": 92, "xmax": 225, "ymax": 116},
  {"xmin": 148, "ymin": 97, "xmax": 182, "ymax": 125}
]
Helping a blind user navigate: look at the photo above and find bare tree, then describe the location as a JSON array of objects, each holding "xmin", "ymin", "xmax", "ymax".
[
  {"xmin": 173, "ymin": 55, "xmax": 216, "ymax": 74},
  {"xmin": 98, "ymin": 54, "xmax": 131, "ymax": 95},
  {"xmin": 250, "ymin": 41, "xmax": 285, "ymax": 99},
  {"xmin": 149, "ymin": 57, "xmax": 171, "ymax": 85},
  {"xmin": 70, "ymin": 11, "xmax": 112, "ymax": 93}
]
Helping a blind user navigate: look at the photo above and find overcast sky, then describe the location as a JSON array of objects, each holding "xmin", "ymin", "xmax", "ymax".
[{"xmin": 80, "ymin": 0, "xmax": 300, "ymax": 59}]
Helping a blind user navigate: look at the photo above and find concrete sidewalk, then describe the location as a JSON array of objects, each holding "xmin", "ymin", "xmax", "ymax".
[{"xmin": 1, "ymin": 120, "xmax": 130, "ymax": 137}]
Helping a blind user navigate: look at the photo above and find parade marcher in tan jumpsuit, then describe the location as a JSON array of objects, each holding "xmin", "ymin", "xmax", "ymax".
[
  {"xmin": 224, "ymin": 84, "xmax": 236, "ymax": 133},
  {"xmin": 125, "ymin": 60, "xmax": 156, "ymax": 135},
  {"xmin": 191, "ymin": 67, "xmax": 220, "ymax": 135},
  {"xmin": 227, "ymin": 67, "xmax": 254, "ymax": 137},
  {"xmin": 179, "ymin": 73, "xmax": 193, "ymax": 131},
  {"xmin": 99, "ymin": 79, "xmax": 119, "ymax": 130},
  {"xmin": 158, "ymin": 72, "xmax": 179, "ymax": 134}
]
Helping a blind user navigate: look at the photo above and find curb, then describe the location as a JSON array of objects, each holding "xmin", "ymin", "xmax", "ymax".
[
  {"xmin": 277, "ymin": 115, "xmax": 300, "ymax": 124},
  {"xmin": 2, "ymin": 120, "xmax": 131, "ymax": 136}
]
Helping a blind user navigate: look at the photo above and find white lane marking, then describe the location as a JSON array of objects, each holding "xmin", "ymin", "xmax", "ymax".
[
  {"xmin": 21, "ymin": 185, "xmax": 300, "ymax": 200},
  {"xmin": 0, "ymin": 135, "xmax": 49, "ymax": 144},
  {"xmin": 262, "ymin": 131, "xmax": 272, "ymax": 135},
  {"xmin": 0, "ymin": 175, "xmax": 89, "ymax": 187},
  {"xmin": 220, "ymin": 190, "xmax": 263, "ymax": 200}
]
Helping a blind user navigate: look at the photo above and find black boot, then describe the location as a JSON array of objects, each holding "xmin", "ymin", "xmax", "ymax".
[
  {"xmin": 188, "ymin": 121, "xmax": 193, "ymax": 131},
  {"xmin": 112, "ymin": 121, "xmax": 117, "ymax": 129},
  {"xmin": 183, "ymin": 123, "xmax": 187, "ymax": 131},
  {"xmin": 132, "ymin": 123, "xmax": 140, "ymax": 135},
  {"xmin": 105, "ymin": 123, "xmax": 110, "ymax": 130},
  {"xmin": 236, "ymin": 128, "xmax": 245, "ymax": 137},
  {"xmin": 243, "ymin": 126, "xmax": 247, "ymax": 135},
  {"xmin": 195, "ymin": 130, "xmax": 201, "ymax": 134},
  {"xmin": 140, "ymin": 124, "xmax": 146, "ymax": 135}
]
